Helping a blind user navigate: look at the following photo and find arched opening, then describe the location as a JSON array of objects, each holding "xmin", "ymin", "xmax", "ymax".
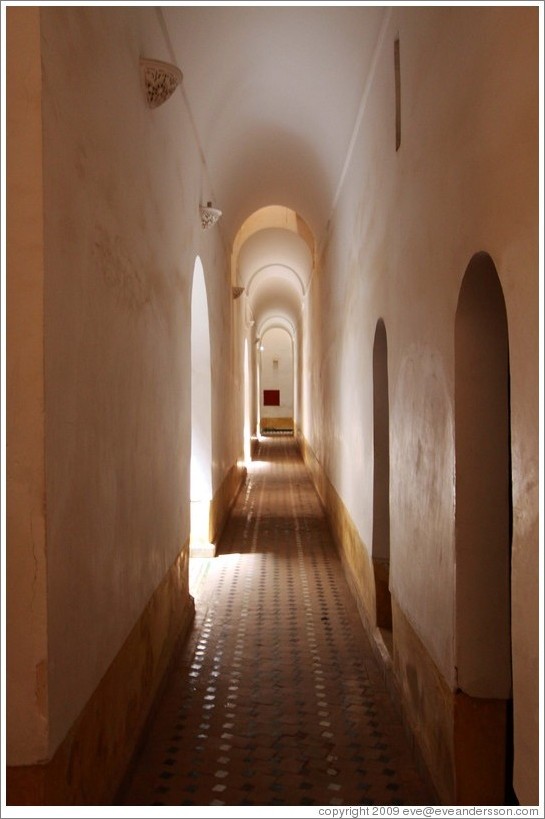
[
  {"xmin": 259, "ymin": 327, "xmax": 294, "ymax": 435},
  {"xmin": 454, "ymin": 252, "xmax": 514, "ymax": 805},
  {"xmin": 243, "ymin": 337, "xmax": 251, "ymax": 463},
  {"xmin": 232, "ymin": 205, "xmax": 315, "ymax": 271},
  {"xmin": 372, "ymin": 319, "xmax": 392, "ymax": 643},
  {"xmin": 230, "ymin": 204, "xmax": 314, "ymax": 455},
  {"xmin": 190, "ymin": 257, "xmax": 213, "ymax": 560}
]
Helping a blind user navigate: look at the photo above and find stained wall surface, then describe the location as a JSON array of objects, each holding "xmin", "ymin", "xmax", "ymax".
[
  {"xmin": 303, "ymin": 5, "xmax": 538, "ymax": 803},
  {"xmin": 8, "ymin": 6, "xmax": 237, "ymax": 762},
  {"xmin": 6, "ymin": 6, "xmax": 49, "ymax": 764}
]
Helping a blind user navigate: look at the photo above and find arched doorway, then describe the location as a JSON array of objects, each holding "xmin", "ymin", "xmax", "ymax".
[
  {"xmin": 243, "ymin": 337, "xmax": 251, "ymax": 463},
  {"xmin": 259, "ymin": 327, "xmax": 294, "ymax": 435},
  {"xmin": 454, "ymin": 252, "xmax": 514, "ymax": 804},
  {"xmin": 190, "ymin": 257, "xmax": 213, "ymax": 558},
  {"xmin": 372, "ymin": 320, "xmax": 392, "ymax": 641}
]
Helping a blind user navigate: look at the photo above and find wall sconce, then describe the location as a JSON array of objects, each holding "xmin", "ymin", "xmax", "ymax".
[
  {"xmin": 140, "ymin": 58, "xmax": 183, "ymax": 108},
  {"xmin": 232, "ymin": 286, "xmax": 245, "ymax": 300},
  {"xmin": 200, "ymin": 201, "xmax": 222, "ymax": 230}
]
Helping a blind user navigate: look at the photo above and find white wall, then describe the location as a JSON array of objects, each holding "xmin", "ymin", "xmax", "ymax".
[
  {"xmin": 303, "ymin": 5, "xmax": 538, "ymax": 803},
  {"xmin": 6, "ymin": 6, "xmax": 237, "ymax": 762}
]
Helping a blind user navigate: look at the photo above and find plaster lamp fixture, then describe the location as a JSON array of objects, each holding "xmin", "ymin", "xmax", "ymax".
[
  {"xmin": 232, "ymin": 286, "xmax": 245, "ymax": 300},
  {"xmin": 200, "ymin": 202, "xmax": 222, "ymax": 230},
  {"xmin": 140, "ymin": 57, "xmax": 183, "ymax": 109}
]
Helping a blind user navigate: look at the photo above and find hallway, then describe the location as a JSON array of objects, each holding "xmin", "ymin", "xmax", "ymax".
[
  {"xmin": 119, "ymin": 438, "xmax": 436, "ymax": 807},
  {"xmin": 6, "ymin": 5, "xmax": 539, "ymax": 808}
]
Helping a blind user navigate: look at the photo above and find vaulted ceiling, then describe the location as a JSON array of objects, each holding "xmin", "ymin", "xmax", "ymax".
[{"xmin": 161, "ymin": 5, "xmax": 387, "ymax": 332}]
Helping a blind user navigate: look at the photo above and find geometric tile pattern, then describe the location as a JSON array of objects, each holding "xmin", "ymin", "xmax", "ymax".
[{"xmin": 119, "ymin": 438, "xmax": 437, "ymax": 806}]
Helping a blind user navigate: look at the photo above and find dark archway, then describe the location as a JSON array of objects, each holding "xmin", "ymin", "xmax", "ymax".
[
  {"xmin": 372, "ymin": 319, "xmax": 392, "ymax": 637},
  {"xmin": 454, "ymin": 252, "xmax": 514, "ymax": 804}
]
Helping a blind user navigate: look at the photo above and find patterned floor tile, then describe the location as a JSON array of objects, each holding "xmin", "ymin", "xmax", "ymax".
[{"xmin": 118, "ymin": 437, "xmax": 437, "ymax": 807}]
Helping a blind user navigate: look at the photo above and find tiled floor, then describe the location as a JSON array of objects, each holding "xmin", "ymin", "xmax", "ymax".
[{"xmin": 119, "ymin": 437, "xmax": 437, "ymax": 807}]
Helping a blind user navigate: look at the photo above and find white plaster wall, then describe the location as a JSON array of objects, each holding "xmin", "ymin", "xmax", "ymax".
[
  {"xmin": 6, "ymin": 7, "xmax": 49, "ymax": 764},
  {"xmin": 304, "ymin": 6, "xmax": 538, "ymax": 802},
  {"xmin": 228, "ymin": 290, "xmax": 247, "ymax": 472},
  {"xmin": 39, "ymin": 7, "xmax": 236, "ymax": 757},
  {"xmin": 293, "ymin": 320, "xmax": 302, "ymax": 430},
  {"xmin": 207, "ymin": 246, "xmax": 240, "ymax": 490}
]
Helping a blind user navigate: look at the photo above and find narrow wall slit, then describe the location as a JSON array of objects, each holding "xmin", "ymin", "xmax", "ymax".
[{"xmin": 394, "ymin": 37, "xmax": 401, "ymax": 151}]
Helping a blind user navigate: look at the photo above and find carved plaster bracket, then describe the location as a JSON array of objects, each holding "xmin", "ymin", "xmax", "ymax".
[
  {"xmin": 140, "ymin": 58, "xmax": 183, "ymax": 109},
  {"xmin": 200, "ymin": 202, "xmax": 223, "ymax": 230}
]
